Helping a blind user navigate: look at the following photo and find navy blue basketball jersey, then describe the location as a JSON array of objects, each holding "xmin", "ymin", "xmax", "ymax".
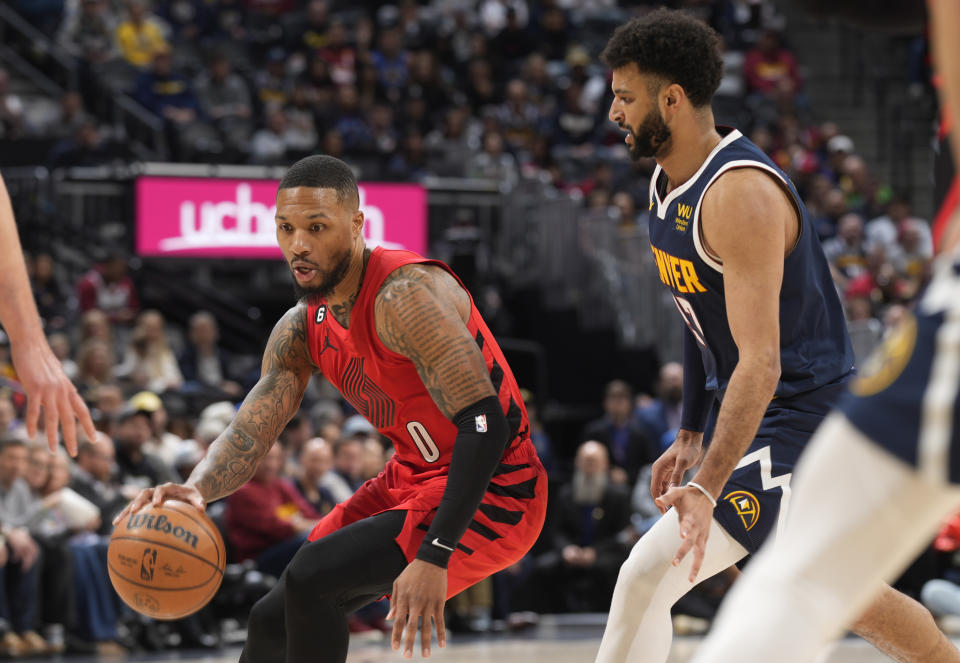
[
  {"xmin": 838, "ymin": 254, "xmax": 960, "ymax": 482},
  {"xmin": 648, "ymin": 127, "xmax": 855, "ymax": 398}
]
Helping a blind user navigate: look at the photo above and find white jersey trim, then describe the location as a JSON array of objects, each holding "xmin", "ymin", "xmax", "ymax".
[
  {"xmin": 918, "ymin": 292, "xmax": 960, "ymax": 484},
  {"xmin": 691, "ymin": 159, "xmax": 794, "ymax": 274},
  {"xmin": 652, "ymin": 129, "xmax": 742, "ymax": 221}
]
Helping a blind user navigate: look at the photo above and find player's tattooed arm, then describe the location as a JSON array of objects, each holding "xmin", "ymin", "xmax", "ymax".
[
  {"xmin": 187, "ymin": 305, "xmax": 315, "ymax": 502},
  {"xmin": 374, "ymin": 264, "xmax": 495, "ymax": 418}
]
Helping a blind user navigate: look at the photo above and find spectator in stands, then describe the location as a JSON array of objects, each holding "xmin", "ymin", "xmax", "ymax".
[
  {"xmin": 116, "ymin": 310, "xmax": 183, "ymax": 393},
  {"xmin": 497, "ymin": 79, "xmax": 541, "ymax": 153},
  {"xmin": 23, "ymin": 447, "xmax": 96, "ymax": 654},
  {"xmin": 225, "ymin": 442, "xmax": 319, "ymax": 576},
  {"xmin": 284, "ymin": 83, "xmax": 319, "ymax": 155},
  {"xmin": 29, "ymin": 253, "xmax": 71, "ymax": 332},
  {"xmin": 255, "ymin": 47, "xmax": 294, "ymax": 108},
  {"xmin": 582, "ymin": 379, "xmax": 655, "ymax": 486},
  {"xmin": 839, "ymin": 153, "xmax": 889, "ymax": 220},
  {"xmin": 332, "ymin": 85, "xmax": 373, "ymax": 153},
  {"xmin": 467, "ymin": 131, "xmax": 519, "ymax": 185},
  {"xmin": 178, "ymin": 311, "xmax": 243, "ymax": 398},
  {"xmin": 71, "ymin": 432, "xmax": 129, "ymax": 534},
  {"xmin": 57, "ymin": 0, "xmax": 119, "ymax": 66},
  {"xmin": 74, "ymin": 339, "xmax": 115, "ymax": 402},
  {"xmin": 292, "ymin": 438, "xmax": 335, "ymax": 516},
  {"xmin": 109, "ymin": 406, "xmax": 178, "ymax": 488},
  {"xmin": 47, "ymin": 118, "xmax": 127, "ymax": 169},
  {"xmin": 194, "ymin": 52, "xmax": 253, "ymax": 154},
  {"xmin": 535, "ymin": 441, "xmax": 631, "ymax": 613},
  {"xmin": 285, "ymin": 0, "xmax": 329, "ymax": 62},
  {"xmin": 279, "ymin": 413, "xmax": 313, "ymax": 462},
  {"xmin": 47, "ymin": 333, "xmax": 78, "ymax": 382},
  {"xmin": 533, "ymin": 7, "xmax": 569, "ymax": 62},
  {"xmin": 552, "ymin": 80, "xmax": 598, "ymax": 148},
  {"xmin": 372, "ymin": 28, "xmax": 410, "ymax": 105},
  {"xmin": 744, "ymin": 29, "xmax": 802, "ymax": 98},
  {"xmin": 0, "ymin": 69, "xmax": 25, "ymax": 139},
  {"xmin": 75, "ymin": 252, "xmax": 139, "ymax": 326},
  {"xmin": 90, "ymin": 384, "xmax": 125, "ymax": 431},
  {"xmin": 250, "ymin": 107, "xmax": 289, "ymax": 166},
  {"xmin": 129, "ymin": 390, "xmax": 181, "ymax": 467},
  {"xmin": 823, "ymin": 212, "xmax": 869, "ymax": 287},
  {"xmin": 635, "ymin": 362, "xmax": 684, "ymax": 453},
  {"xmin": 321, "ymin": 433, "xmax": 365, "ymax": 504},
  {"xmin": 0, "ymin": 437, "xmax": 44, "ymax": 656},
  {"xmin": 66, "ymin": 433, "xmax": 129, "ymax": 654},
  {"xmin": 845, "ymin": 243, "xmax": 905, "ymax": 310},
  {"xmin": 134, "ymin": 46, "xmax": 216, "ymax": 161},
  {"xmin": 520, "ymin": 390, "xmax": 553, "ymax": 475},
  {"xmin": 425, "ymin": 106, "xmax": 475, "ymax": 175},
  {"xmin": 892, "ymin": 218, "xmax": 933, "ymax": 299},
  {"xmin": 866, "ymin": 194, "xmax": 933, "ymax": 256},
  {"xmin": 115, "ymin": 0, "xmax": 169, "ymax": 69}
]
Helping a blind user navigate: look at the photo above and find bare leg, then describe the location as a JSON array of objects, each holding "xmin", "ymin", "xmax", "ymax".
[{"xmin": 851, "ymin": 584, "xmax": 959, "ymax": 663}]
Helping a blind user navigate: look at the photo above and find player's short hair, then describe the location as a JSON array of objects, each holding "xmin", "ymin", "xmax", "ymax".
[
  {"xmin": 602, "ymin": 8, "xmax": 723, "ymax": 108},
  {"xmin": 278, "ymin": 155, "xmax": 359, "ymax": 207}
]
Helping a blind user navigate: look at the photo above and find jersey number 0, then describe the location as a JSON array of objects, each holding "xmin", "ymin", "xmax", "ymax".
[{"xmin": 406, "ymin": 421, "xmax": 440, "ymax": 462}]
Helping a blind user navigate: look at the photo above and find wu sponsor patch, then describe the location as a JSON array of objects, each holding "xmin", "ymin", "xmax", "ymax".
[
  {"xmin": 724, "ymin": 490, "xmax": 760, "ymax": 531},
  {"xmin": 475, "ymin": 414, "xmax": 488, "ymax": 432}
]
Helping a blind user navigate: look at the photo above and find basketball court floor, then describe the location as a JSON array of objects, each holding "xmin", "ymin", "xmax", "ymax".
[{"xmin": 26, "ymin": 620, "xmax": 960, "ymax": 662}]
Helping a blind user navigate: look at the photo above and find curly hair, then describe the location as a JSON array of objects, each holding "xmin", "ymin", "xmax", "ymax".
[{"xmin": 602, "ymin": 8, "xmax": 723, "ymax": 108}]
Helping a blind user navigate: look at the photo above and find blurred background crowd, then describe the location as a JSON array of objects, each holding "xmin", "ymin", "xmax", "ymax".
[{"xmin": 0, "ymin": 0, "xmax": 948, "ymax": 657}]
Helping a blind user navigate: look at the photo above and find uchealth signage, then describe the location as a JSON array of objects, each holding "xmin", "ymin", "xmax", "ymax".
[{"xmin": 135, "ymin": 176, "xmax": 427, "ymax": 258}]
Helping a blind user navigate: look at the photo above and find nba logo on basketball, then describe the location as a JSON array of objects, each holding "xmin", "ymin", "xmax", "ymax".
[
  {"xmin": 475, "ymin": 415, "xmax": 487, "ymax": 432},
  {"xmin": 140, "ymin": 548, "xmax": 157, "ymax": 581}
]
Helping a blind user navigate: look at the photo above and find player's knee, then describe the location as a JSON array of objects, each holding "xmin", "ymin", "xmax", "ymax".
[
  {"xmin": 617, "ymin": 536, "xmax": 675, "ymax": 593},
  {"xmin": 248, "ymin": 591, "xmax": 283, "ymax": 640}
]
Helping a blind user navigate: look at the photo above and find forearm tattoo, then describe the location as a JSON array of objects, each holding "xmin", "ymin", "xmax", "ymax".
[{"xmin": 188, "ymin": 306, "xmax": 314, "ymax": 501}]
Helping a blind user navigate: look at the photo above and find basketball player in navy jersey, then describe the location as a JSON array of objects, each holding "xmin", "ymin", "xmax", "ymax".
[
  {"xmin": 595, "ymin": 9, "xmax": 958, "ymax": 663},
  {"xmin": 114, "ymin": 155, "xmax": 547, "ymax": 662},
  {"xmin": 691, "ymin": 0, "xmax": 960, "ymax": 659}
]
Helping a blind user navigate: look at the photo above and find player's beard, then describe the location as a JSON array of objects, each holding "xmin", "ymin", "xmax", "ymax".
[
  {"xmin": 623, "ymin": 106, "xmax": 671, "ymax": 161},
  {"xmin": 291, "ymin": 247, "xmax": 352, "ymax": 301}
]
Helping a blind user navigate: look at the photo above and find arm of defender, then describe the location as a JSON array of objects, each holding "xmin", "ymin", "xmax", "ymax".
[
  {"xmin": 0, "ymin": 174, "xmax": 96, "ymax": 456},
  {"xmin": 187, "ymin": 305, "xmax": 315, "ymax": 502},
  {"xmin": 688, "ymin": 168, "xmax": 789, "ymax": 499}
]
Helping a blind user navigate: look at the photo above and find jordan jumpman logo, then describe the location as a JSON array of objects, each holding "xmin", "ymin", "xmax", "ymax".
[{"xmin": 319, "ymin": 331, "xmax": 339, "ymax": 356}]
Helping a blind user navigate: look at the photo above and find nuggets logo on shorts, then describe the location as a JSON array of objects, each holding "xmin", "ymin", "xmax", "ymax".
[
  {"xmin": 850, "ymin": 312, "xmax": 917, "ymax": 397},
  {"xmin": 724, "ymin": 490, "xmax": 760, "ymax": 531}
]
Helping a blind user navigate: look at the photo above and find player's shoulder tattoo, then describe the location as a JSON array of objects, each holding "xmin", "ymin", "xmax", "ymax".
[
  {"xmin": 264, "ymin": 304, "xmax": 315, "ymax": 373},
  {"xmin": 373, "ymin": 264, "xmax": 490, "ymax": 418}
]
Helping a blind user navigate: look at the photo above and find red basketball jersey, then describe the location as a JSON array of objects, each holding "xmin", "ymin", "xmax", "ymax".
[{"xmin": 305, "ymin": 247, "xmax": 531, "ymax": 479}]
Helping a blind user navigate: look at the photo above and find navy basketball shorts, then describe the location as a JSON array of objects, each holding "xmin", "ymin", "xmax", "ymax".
[
  {"xmin": 838, "ymin": 302, "xmax": 960, "ymax": 484},
  {"xmin": 707, "ymin": 377, "xmax": 851, "ymax": 552}
]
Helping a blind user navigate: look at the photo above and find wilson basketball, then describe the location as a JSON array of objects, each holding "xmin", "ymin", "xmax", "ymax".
[{"xmin": 108, "ymin": 500, "xmax": 226, "ymax": 620}]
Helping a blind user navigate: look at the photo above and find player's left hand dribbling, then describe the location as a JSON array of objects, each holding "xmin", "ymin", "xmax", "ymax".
[
  {"xmin": 655, "ymin": 485, "xmax": 714, "ymax": 583},
  {"xmin": 387, "ymin": 559, "xmax": 447, "ymax": 658}
]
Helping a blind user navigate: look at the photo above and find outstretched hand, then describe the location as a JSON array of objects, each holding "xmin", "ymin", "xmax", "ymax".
[
  {"xmin": 11, "ymin": 340, "xmax": 96, "ymax": 457},
  {"xmin": 388, "ymin": 559, "xmax": 447, "ymax": 659},
  {"xmin": 655, "ymin": 485, "xmax": 715, "ymax": 583}
]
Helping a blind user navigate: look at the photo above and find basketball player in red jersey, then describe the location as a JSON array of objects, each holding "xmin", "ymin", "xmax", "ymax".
[{"xmin": 114, "ymin": 155, "xmax": 547, "ymax": 662}]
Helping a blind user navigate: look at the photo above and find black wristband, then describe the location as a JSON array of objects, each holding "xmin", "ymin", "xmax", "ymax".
[{"xmin": 416, "ymin": 395, "xmax": 509, "ymax": 568}]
